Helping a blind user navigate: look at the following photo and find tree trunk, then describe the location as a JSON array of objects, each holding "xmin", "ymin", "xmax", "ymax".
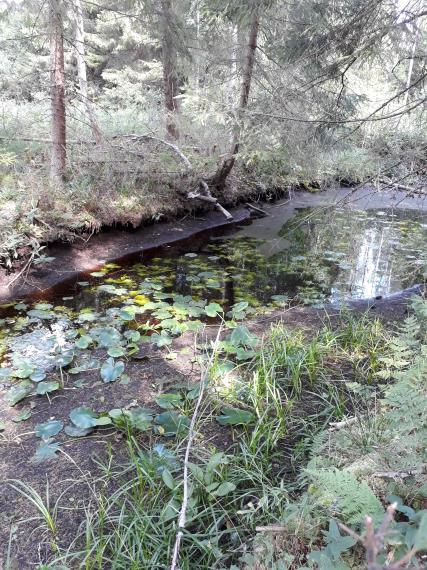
[
  {"xmin": 49, "ymin": 0, "xmax": 66, "ymax": 184},
  {"xmin": 161, "ymin": 0, "xmax": 180, "ymax": 140},
  {"xmin": 73, "ymin": 0, "xmax": 103, "ymax": 144},
  {"xmin": 211, "ymin": 6, "xmax": 260, "ymax": 189}
]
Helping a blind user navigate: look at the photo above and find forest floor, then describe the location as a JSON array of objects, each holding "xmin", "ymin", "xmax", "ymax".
[{"xmin": 0, "ymin": 295, "xmax": 413, "ymax": 569}]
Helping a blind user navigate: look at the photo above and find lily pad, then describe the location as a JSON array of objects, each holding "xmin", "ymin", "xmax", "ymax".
[
  {"xmin": 35, "ymin": 420, "xmax": 64, "ymax": 439},
  {"xmin": 64, "ymin": 425, "xmax": 93, "ymax": 437},
  {"xmin": 29, "ymin": 370, "xmax": 47, "ymax": 383},
  {"xmin": 100, "ymin": 358, "xmax": 125, "ymax": 382},
  {"xmin": 32, "ymin": 440, "xmax": 61, "ymax": 462},
  {"xmin": 154, "ymin": 411, "xmax": 190, "ymax": 437},
  {"xmin": 75, "ymin": 335, "xmax": 92, "ymax": 349},
  {"xmin": 155, "ymin": 393, "xmax": 183, "ymax": 409},
  {"xmin": 205, "ymin": 303, "xmax": 223, "ymax": 317},
  {"xmin": 6, "ymin": 382, "xmax": 33, "ymax": 406},
  {"xmin": 216, "ymin": 407, "xmax": 254, "ymax": 426},
  {"xmin": 70, "ymin": 406, "xmax": 99, "ymax": 429},
  {"xmin": 36, "ymin": 381, "xmax": 60, "ymax": 395}
]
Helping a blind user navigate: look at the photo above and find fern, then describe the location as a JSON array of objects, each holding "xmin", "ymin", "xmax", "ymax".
[{"xmin": 305, "ymin": 468, "xmax": 383, "ymax": 525}]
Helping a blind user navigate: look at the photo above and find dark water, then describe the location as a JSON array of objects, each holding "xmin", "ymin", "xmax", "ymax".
[
  {"xmin": 49, "ymin": 206, "xmax": 427, "ymax": 312},
  {"xmin": 1, "ymin": 204, "xmax": 427, "ymax": 319}
]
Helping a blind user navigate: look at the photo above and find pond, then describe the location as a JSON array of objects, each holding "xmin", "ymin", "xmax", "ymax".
[
  {"xmin": 1, "ymin": 189, "xmax": 426, "ymax": 452},
  {"xmin": 55, "ymin": 203, "xmax": 427, "ymax": 312}
]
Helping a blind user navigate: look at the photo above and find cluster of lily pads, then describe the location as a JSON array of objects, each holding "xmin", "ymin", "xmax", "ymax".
[{"xmin": 0, "ymin": 255, "xmax": 268, "ymax": 458}]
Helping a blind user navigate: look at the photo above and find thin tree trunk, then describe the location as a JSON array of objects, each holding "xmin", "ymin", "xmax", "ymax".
[
  {"xmin": 161, "ymin": 0, "xmax": 180, "ymax": 140},
  {"xmin": 403, "ymin": 26, "xmax": 419, "ymax": 107},
  {"xmin": 49, "ymin": 0, "xmax": 66, "ymax": 184},
  {"xmin": 73, "ymin": 0, "xmax": 103, "ymax": 144},
  {"xmin": 211, "ymin": 6, "xmax": 259, "ymax": 189}
]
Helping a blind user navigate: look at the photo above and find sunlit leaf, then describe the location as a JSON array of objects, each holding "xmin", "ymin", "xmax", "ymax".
[
  {"xmin": 100, "ymin": 358, "xmax": 125, "ymax": 382},
  {"xmin": 216, "ymin": 407, "xmax": 254, "ymax": 426}
]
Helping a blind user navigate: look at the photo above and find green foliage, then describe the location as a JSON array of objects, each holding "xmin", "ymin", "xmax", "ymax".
[{"xmin": 306, "ymin": 468, "xmax": 383, "ymax": 525}]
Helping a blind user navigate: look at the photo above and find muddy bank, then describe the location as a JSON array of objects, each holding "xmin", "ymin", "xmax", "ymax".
[{"xmin": 0, "ymin": 205, "xmax": 252, "ymax": 302}]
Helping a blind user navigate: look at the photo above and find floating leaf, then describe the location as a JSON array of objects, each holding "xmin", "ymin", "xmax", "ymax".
[
  {"xmin": 36, "ymin": 381, "xmax": 60, "ymax": 395},
  {"xmin": 90, "ymin": 271, "xmax": 106, "ymax": 277},
  {"xmin": 216, "ymin": 407, "xmax": 254, "ymax": 426},
  {"xmin": 0, "ymin": 367, "xmax": 13, "ymax": 378},
  {"xmin": 155, "ymin": 411, "xmax": 190, "ymax": 437},
  {"xmin": 35, "ymin": 420, "xmax": 64, "ymax": 439},
  {"xmin": 155, "ymin": 393, "xmax": 183, "ymax": 409},
  {"xmin": 32, "ymin": 440, "xmax": 61, "ymax": 462},
  {"xmin": 70, "ymin": 406, "xmax": 98, "ymax": 429},
  {"xmin": 90, "ymin": 326, "xmax": 122, "ymax": 348},
  {"xmin": 100, "ymin": 358, "xmax": 125, "ymax": 382},
  {"xmin": 27, "ymin": 309, "xmax": 54, "ymax": 320},
  {"xmin": 6, "ymin": 382, "xmax": 33, "ymax": 406}
]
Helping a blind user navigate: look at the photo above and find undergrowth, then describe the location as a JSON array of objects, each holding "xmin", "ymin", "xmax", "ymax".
[{"xmin": 10, "ymin": 301, "xmax": 427, "ymax": 569}]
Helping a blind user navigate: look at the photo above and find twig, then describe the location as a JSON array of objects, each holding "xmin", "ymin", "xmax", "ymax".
[
  {"xmin": 339, "ymin": 503, "xmax": 421, "ymax": 569},
  {"xmin": 170, "ymin": 329, "xmax": 221, "ymax": 570}
]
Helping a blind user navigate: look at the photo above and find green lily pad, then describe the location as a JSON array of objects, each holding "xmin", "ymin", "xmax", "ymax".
[
  {"xmin": 29, "ymin": 370, "xmax": 47, "ymax": 383},
  {"xmin": 13, "ymin": 362, "xmax": 35, "ymax": 379},
  {"xmin": 154, "ymin": 411, "xmax": 190, "ymax": 437},
  {"xmin": 100, "ymin": 358, "xmax": 125, "ymax": 382},
  {"xmin": 12, "ymin": 409, "xmax": 32, "ymax": 422},
  {"xmin": 64, "ymin": 425, "xmax": 93, "ymax": 437},
  {"xmin": 155, "ymin": 393, "xmax": 183, "ymax": 409},
  {"xmin": 216, "ymin": 407, "xmax": 254, "ymax": 426},
  {"xmin": 36, "ymin": 381, "xmax": 60, "ymax": 395},
  {"xmin": 54, "ymin": 352, "xmax": 74, "ymax": 368},
  {"xmin": 0, "ymin": 367, "xmax": 12, "ymax": 378},
  {"xmin": 35, "ymin": 420, "xmax": 64, "ymax": 439},
  {"xmin": 70, "ymin": 406, "xmax": 98, "ymax": 429},
  {"xmin": 205, "ymin": 303, "xmax": 223, "ymax": 317},
  {"xmin": 107, "ymin": 346, "xmax": 125, "ymax": 358},
  {"xmin": 32, "ymin": 440, "xmax": 61, "ymax": 462},
  {"xmin": 75, "ymin": 335, "xmax": 92, "ymax": 349},
  {"xmin": 6, "ymin": 382, "xmax": 33, "ymax": 406}
]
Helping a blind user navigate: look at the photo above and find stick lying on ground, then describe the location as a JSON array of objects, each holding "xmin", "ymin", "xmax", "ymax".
[{"xmin": 170, "ymin": 329, "xmax": 222, "ymax": 570}]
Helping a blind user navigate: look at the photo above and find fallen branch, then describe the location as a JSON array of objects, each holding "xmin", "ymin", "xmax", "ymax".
[
  {"xmin": 188, "ymin": 180, "xmax": 234, "ymax": 221},
  {"xmin": 245, "ymin": 202, "xmax": 268, "ymax": 217},
  {"xmin": 170, "ymin": 329, "xmax": 222, "ymax": 570},
  {"xmin": 329, "ymin": 417, "xmax": 359, "ymax": 430}
]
